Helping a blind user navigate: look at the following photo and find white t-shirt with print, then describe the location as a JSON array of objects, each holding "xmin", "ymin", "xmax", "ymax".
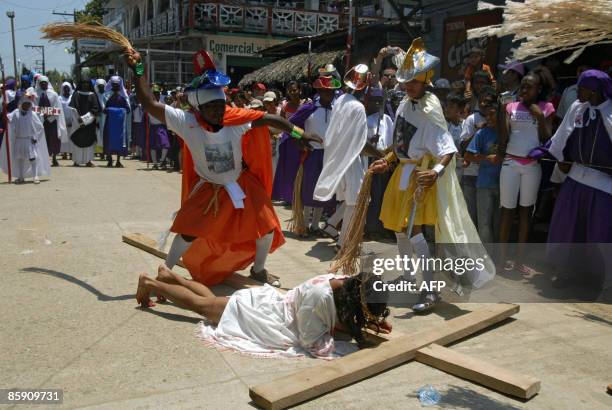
[
  {"xmin": 506, "ymin": 101, "xmax": 555, "ymax": 157},
  {"xmin": 164, "ymin": 105, "xmax": 250, "ymax": 186}
]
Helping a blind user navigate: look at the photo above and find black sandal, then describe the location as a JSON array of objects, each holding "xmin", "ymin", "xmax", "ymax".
[
  {"xmin": 320, "ymin": 222, "xmax": 339, "ymax": 241},
  {"xmin": 249, "ymin": 267, "xmax": 281, "ymax": 287}
]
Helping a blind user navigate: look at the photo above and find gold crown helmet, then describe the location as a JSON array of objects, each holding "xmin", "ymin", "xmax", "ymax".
[{"xmin": 396, "ymin": 37, "xmax": 440, "ymax": 85}]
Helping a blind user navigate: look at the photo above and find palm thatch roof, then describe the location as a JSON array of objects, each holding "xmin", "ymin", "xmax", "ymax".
[
  {"xmin": 238, "ymin": 50, "xmax": 344, "ymax": 86},
  {"xmin": 468, "ymin": 0, "xmax": 612, "ymax": 64}
]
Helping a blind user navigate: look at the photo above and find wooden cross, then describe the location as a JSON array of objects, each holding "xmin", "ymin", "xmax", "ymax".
[{"xmin": 123, "ymin": 233, "xmax": 539, "ymax": 409}]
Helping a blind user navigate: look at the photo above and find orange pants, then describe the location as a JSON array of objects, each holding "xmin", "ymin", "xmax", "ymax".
[{"xmin": 172, "ymin": 171, "xmax": 285, "ymax": 285}]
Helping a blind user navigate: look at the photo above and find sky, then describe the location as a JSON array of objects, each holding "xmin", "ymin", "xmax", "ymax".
[{"xmin": 0, "ymin": 0, "xmax": 92, "ymax": 77}]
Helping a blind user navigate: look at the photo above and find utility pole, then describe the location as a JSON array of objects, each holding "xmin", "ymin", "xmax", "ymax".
[
  {"xmin": 6, "ymin": 11, "xmax": 18, "ymax": 79},
  {"xmin": 52, "ymin": 9, "xmax": 80, "ymax": 81},
  {"xmin": 24, "ymin": 45, "xmax": 45, "ymax": 74}
]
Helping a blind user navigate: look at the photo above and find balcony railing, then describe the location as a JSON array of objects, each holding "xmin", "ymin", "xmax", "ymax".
[
  {"xmin": 190, "ymin": 1, "xmax": 342, "ymax": 36},
  {"xmin": 127, "ymin": 1, "xmax": 387, "ymax": 41},
  {"xmin": 129, "ymin": 6, "xmax": 179, "ymax": 40}
]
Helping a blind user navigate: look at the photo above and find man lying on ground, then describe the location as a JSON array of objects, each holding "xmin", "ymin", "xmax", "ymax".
[{"xmin": 136, "ymin": 265, "xmax": 391, "ymax": 359}]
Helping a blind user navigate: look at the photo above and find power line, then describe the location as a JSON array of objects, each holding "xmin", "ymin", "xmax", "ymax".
[
  {"xmin": 0, "ymin": 23, "xmax": 45, "ymax": 35},
  {"xmin": 1, "ymin": 0, "xmax": 84, "ymax": 12}
]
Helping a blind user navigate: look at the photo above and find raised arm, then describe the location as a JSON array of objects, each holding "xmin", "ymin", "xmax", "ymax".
[
  {"xmin": 252, "ymin": 113, "xmax": 322, "ymax": 145},
  {"xmin": 124, "ymin": 49, "xmax": 166, "ymax": 124}
]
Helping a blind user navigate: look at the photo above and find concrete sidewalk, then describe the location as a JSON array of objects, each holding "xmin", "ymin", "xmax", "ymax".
[{"xmin": 1, "ymin": 158, "xmax": 610, "ymax": 409}]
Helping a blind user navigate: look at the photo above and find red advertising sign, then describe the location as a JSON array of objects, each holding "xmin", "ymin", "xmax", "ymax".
[{"xmin": 441, "ymin": 10, "xmax": 503, "ymax": 81}]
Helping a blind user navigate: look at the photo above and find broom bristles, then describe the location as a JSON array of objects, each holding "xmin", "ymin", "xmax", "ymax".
[
  {"xmin": 330, "ymin": 171, "xmax": 374, "ymax": 275},
  {"xmin": 41, "ymin": 22, "xmax": 134, "ymax": 52},
  {"xmin": 468, "ymin": 0, "xmax": 612, "ymax": 64},
  {"xmin": 287, "ymin": 164, "xmax": 307, "ymax": 235}
]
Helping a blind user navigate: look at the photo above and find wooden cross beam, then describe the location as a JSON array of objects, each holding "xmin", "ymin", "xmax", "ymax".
[{"xmin": 249, "ymin": 303, "xmax": 520, "ymax": 409}]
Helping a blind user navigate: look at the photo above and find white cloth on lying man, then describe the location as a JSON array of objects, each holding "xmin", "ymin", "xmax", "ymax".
[{"xmin": 197, "ymin": 274, "xmax": 358, "ymax": 359}]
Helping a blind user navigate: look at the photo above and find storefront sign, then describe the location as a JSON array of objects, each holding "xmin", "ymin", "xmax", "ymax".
[
  {"xmin": 441, "ymin": 10, "xmax": 502, "ymax": 80},
  {"xmin": 206, "ymin": 35, "xmax": 284, "ymax": 57}
]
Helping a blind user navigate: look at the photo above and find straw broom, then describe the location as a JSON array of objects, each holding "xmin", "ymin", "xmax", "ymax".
[
  {"xmin": 287, "ymin": 151, "xmax": 309, "ymax": 236},
  {"xmin": 469, "ymin": 0, "xmax": 612, "ymax": 64},
  {"xmin": 329, "ymin": 171, "xmax": 374, "ymax": 275},
  {"xmin": 41, "ymin": 22, "xmax": 135, "ymax": 53}
]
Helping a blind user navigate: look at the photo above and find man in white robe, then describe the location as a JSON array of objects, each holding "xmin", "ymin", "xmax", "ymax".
[{"xmin": 314, "ymin": 64, "xmax": 370, "ymax": 251}]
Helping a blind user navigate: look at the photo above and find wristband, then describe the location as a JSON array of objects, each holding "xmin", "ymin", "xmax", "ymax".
[
  {"xmin": 382, "ymin": 151, "xmax": 397, "ymax": 165},
  {"xmin": 291, "ymin": 126, "xmax": 304, "ymax": 140},
  {"xmin": 432, "ymin": 164, "xmax": 445, "ymax": 174},
  {"xmin": 135, "ymin": 61, "xmax": 145, "ymax": 77}
]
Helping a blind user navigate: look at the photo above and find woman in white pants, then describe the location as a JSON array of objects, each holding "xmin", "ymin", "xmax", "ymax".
[{"xmin": 499, "ymin": 68, "xmax": 555, "ymax": 273}]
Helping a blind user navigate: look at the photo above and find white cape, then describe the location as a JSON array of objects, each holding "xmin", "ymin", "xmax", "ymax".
[
  {"xmin": 434, "ymin": 156, "xmax": 496, "ymax": 288},
  {"xmin": 548, "ymin": 99, "xmax": 612, "ymax": 161},
  {"xmin": 314, "ymin": 93, "xmax": 368, "ymax": 203},
  {"xmin": 0, "ymin": 109, "xmax": 51, "ymax": 179}
]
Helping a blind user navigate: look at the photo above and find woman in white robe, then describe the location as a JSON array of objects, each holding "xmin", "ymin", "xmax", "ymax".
[
  {"xmin": 59, "ymin": 82, "xmax": 74, "ymax": 158},
  {"xmin": 0, "ymin": 88, "xmax": 50, "ymax": 183},
  {"xmin": 136, "ymin": 266, "xmax": 390, "ymax": 359}
]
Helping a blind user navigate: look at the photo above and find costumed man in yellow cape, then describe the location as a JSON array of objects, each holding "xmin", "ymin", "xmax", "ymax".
[{"xmin": 369, "ymin": 39, "xmax": 495, "ymax": 312}]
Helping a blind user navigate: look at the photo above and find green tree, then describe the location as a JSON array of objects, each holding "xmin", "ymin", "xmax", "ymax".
[
  {"xmin": 76, "ymin": 0, "xmax": 106, "ymax": 24},
  {"xmin": 44, "ymin": 69, "xmax": 71, "ymax": 89}
]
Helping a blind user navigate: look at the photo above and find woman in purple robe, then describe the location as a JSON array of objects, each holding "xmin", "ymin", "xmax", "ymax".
[
  {"xmin": 547, "ymin": 70, "xmax": 612, "ymax": 290},
  {"xmin": 103, "ymin": 76, "xmax": 130, "ymax": 167}
]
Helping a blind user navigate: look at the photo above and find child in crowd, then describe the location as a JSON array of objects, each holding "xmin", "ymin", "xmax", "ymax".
[
  {"xmin": 465, "ymin": 103, "xmax": 502, "ymax": 244},
  {"xmin": 444, "ymin": 93, "xmax": 467, "ymax": 179},
  {"xmin": 464, "ymin": 47, "xmax": 495, "ymax": 100},
  {"xmin": 0, "ymin": 88, "xmax": 50, "ymax": 184},
  {"xmin": 459, "ymin": 85, "xmax": 497, "ymax": 226},
  {"xmin": 499, "ymin": 69, "xmax": 555, "ymax": 273}
]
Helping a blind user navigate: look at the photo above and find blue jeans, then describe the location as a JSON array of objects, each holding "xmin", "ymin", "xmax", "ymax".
[
  {"xmin": 461, "ymin": 175, "xmax": 478, "ymax": 227},
  {"xmin": 476, "ymin": 187, "xmax": 500, "ymax": 243}
]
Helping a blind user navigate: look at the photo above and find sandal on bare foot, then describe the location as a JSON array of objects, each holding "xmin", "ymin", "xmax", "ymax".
[{"xmin": 249, "ymin": 267, "xmax": 281, "ymax": 287}]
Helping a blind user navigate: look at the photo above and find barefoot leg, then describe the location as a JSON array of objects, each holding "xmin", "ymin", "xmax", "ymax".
[
  {"xmin": 140, "ymin": 275, "xmax": 228, "ymax": 324},
  {"xmin": 157, "ymin": 265, "xmax": 215, "ymax": 298},
  {"xmin": 136, "ymin": 274, "xmax": 156, "ymax": 308}
]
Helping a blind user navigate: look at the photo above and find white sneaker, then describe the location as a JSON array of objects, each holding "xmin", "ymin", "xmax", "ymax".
[{"xmin": 33, "ymin": 177, "xmax": 40, "ymax": 184}]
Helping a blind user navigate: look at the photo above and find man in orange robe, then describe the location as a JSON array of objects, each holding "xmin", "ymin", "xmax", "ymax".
[{"xmin": 125, "ymin": 49, "xmax": 321, "ymax": 287}]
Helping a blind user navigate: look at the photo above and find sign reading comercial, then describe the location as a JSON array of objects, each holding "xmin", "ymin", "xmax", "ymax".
[
  {"xmin": 206, "ymin": 34, "xmax": 284, "ymax": 57},
  {"xmin": 441, "ymin": 10, "xmax": 503, "ymax": 81}
]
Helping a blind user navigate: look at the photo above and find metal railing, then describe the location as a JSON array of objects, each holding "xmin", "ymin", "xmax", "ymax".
[
  {"xmin": 129, "ymin": 6, "xmax": 179, "ymax": 39},
  {"xmin": 189, "ymin": 1, "xmax": 343, "ymax": 36}
]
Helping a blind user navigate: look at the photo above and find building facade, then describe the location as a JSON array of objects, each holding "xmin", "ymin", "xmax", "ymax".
[{"xmin": 101, "ymin": 0, "xmax": 404, "ymax": 86}]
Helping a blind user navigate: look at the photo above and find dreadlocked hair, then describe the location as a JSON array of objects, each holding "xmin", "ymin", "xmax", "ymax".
[{"xmin": 333, "ymin": 272, "xmax": 390, "ymax": 346}]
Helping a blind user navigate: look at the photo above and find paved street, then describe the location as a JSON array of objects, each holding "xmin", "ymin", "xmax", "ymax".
[{"xmin": 1, "ymin": 158, "xmax": 611, "ymax": 409}]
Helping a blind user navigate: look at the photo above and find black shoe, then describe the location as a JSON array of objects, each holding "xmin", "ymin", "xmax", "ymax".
[
  {"xmin": 106, "ymin": 161, "xmax": 113, "ymax": 168},
  {"xmin": 52, "ymin": 159, "xmax": 60, "ymax": 167},
  {"xmin": 248, "ymin": 267, "xmax": 281, "ymax": 287},
  {"xmin": 72, "ymin": 162, "xmax": 79, "ymax": 167},
  {"xmin": 115, "ymin": 162, "xmax": 124, "ymax": 168}
]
